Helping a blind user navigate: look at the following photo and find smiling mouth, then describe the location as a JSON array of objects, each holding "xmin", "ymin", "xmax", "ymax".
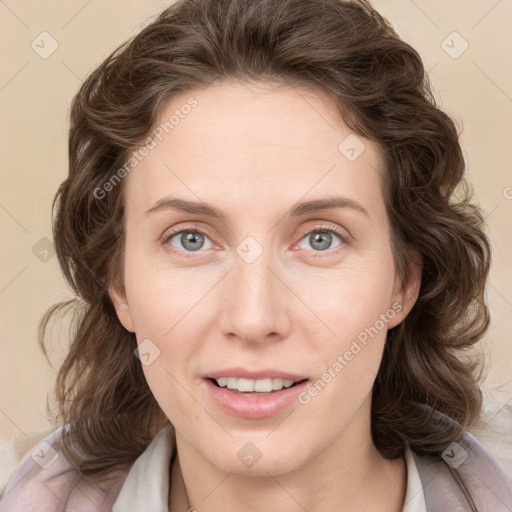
[
  {"xmin": 207, "ymin": 377, "xmax": 308, "ymax": 395},
  {"xmin": 204, "ymin": 376, "xmax": 310, "ymax": 418}
]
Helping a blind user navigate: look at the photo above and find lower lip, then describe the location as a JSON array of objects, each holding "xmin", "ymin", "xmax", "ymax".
[{"xmin": 203, "ymin": 378, "xmax": 309, "ymax": 419}]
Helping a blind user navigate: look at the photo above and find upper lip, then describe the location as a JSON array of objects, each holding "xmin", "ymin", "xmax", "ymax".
[{"xmin": 205, "ymin": 367, "xmax": 308, "ymax": 381}]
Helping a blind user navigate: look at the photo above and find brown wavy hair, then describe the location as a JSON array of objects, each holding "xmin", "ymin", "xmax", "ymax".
[{"xmin": 39, "ymin": 0, "xmax": 490, "ymax": 483}]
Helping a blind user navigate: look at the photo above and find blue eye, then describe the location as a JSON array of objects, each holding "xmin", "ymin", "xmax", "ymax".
[
  {"xmin": 162, "ymin": 224, "xmax": 346, "ymax": 257},
  {"xmin": 166, "ymin": 229, "xmax": 214, "ymax": 252},
  {"xmin": 297, "ymin": 227, "xmax": 344, "ymax": 252}
]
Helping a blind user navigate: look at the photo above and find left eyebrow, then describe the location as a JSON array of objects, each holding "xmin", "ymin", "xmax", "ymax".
[
  {"xmin": 289, "ymin": 195, "xmax": 369, "ymax": 218},
  {"xmin": 144, "ymin": 194, "xmax": 369, "ymax": 219}
]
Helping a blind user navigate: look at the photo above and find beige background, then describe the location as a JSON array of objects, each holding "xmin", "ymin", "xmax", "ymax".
[{"xmin": 0, "ymin": 0, "xmax": 511, "ymax": 439}]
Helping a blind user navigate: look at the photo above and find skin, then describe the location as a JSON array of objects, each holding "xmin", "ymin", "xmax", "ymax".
[{"xmin": 109, "ymin": 80, "xmax": 422, "ymax": 512}]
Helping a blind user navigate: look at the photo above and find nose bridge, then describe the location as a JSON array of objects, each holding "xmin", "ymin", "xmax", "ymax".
[{"xmin": 219, "ymin": 239, "xmax": 289, "ymax": 342}]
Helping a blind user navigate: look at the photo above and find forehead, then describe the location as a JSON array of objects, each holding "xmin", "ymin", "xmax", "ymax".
[{"xmin": 123, "ymin": 80, "xmax": 386, "ymax": 221}]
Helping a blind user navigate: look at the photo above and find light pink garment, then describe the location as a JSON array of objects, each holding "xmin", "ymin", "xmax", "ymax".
[{"xmin": 0, "ymin": 425, "xmax": 128, "ymax": 511}]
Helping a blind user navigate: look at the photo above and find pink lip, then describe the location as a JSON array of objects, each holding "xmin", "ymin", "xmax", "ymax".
[
  {"xmin": 203, "ymin": 378, "xmax": 309, "ymax": 419},
  {"xmin": 204, "ymin": 367, "xmax": 307, "ymax": 381}
]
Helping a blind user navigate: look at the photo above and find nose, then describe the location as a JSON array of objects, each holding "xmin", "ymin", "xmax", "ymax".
[{"xmin": 218, "ymin": 249, "xmax": 292, "ymax": 345}]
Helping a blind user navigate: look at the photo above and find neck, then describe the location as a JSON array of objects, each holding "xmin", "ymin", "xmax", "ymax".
[{"xmin": 169, "ymin": 415, "xmax": 407, "ymax": 512}]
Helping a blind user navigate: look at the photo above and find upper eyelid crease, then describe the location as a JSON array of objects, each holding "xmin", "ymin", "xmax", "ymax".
[{"xmin": 164, "ymin": 224, "xmax": 347, "ymax": 253}]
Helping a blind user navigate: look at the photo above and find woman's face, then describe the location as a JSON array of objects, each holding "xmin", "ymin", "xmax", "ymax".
[{"xmin": 110, "ymin": 80, "xmax": 421, "ymax": 476}]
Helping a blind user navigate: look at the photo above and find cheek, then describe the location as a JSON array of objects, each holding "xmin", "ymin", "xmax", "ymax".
[
  {"xmin": 293, "ymin": 257, "xmax": 396, "ymax": 395},
  {"xmin": 292, "ymin": 255, "xmax": 396, "ymax": 334},
  {"xmin": 296, "ymin": 277, "xmax": 393, "ymax": 426},
  {"xmin": 124, "ymin": 248, "xmax": 212, "ymax": 339}
]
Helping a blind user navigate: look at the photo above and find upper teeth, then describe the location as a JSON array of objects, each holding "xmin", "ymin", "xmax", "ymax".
[{"xmin": 214, "ymin": 377, "xmax": 297, "ymax": 392}]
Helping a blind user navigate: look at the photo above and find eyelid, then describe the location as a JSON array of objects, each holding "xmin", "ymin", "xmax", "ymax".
[
  {"xmin": 161, "ymin": 221, "xmax": 349, "ymax": 256},
  {"xmin": 297, "ymin": 223, "xmax": 349, "ymax": 242},
  {"xmin": 161, "ymin": 222, "xmax": 217, "ymax": 247},
  {"xmin": 292, "ymin": 223, "xmax": 348, "ymax": 255}
]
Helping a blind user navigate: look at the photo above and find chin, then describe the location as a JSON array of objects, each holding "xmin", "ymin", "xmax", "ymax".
[{"xmin": 202, "ymin": 437, "xmax": 310, "ymax": 477}]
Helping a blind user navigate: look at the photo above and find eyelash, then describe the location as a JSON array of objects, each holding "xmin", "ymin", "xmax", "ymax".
[{"xmin": 161, "ymin": 223, "xmax": 348, "ymax": 259}]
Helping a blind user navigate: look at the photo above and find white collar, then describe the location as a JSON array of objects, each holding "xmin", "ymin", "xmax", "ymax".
[
  {"xmin": 112, "ymin": 424, "xmax": 174, "ymax": 512},
  {"xmin": 402, "ymin": 444, "xmax": 427, "ymax": 512},
  {"xmin": 112, "ymin": 424, "xmax": 427, "ymax": 512}
]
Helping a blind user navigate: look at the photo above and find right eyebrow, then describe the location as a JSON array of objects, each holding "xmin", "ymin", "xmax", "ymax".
[{"xmin": 145, "ymin": 197, "xmax": 227, "ymax": 221}]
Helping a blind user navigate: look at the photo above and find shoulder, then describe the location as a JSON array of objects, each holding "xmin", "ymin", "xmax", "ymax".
[
  {"xmin": 469, "ymin": 385, "xmax": 512, "ymax": 479},
  {"xmin": 0, "ymin": 425, "xmax": 129, "ymax": 512},
  {"xmin": 412, "ymin": 387, "xmax": 512, "ymax": 511},
  {"xmin": 0, "ymin": 428, "xmax": 54, "ymax": 495}
]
